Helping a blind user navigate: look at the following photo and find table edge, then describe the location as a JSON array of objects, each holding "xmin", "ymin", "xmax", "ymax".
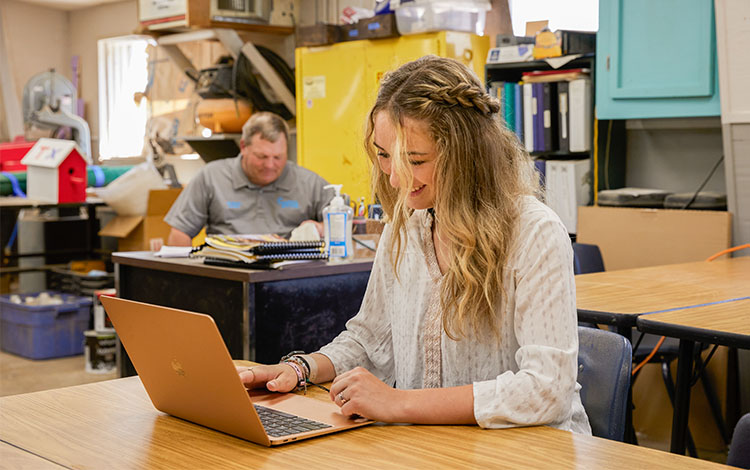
[{"xmin": 637, "ymin": 317, "xmax": 750, "ymax": 349}]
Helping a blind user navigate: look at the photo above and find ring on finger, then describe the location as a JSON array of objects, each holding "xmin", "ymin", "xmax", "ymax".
[{"xmin": 337, "ymin": 392, "xmax": 349, "ymax": 404}]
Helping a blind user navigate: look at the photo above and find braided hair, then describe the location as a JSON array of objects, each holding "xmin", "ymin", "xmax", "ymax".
[
  {"xmin": 425, "ymin": 83, "xmax": 501, "ymax": 115},
  {"xmin": 364, "ymin": 55, "xmax": 538, "ymax": 341}
]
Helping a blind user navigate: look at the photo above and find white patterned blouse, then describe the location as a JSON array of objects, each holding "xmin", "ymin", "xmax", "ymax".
[{"xmin": 318, "ymin": 196, "xmax": 592, "ymax": 434}]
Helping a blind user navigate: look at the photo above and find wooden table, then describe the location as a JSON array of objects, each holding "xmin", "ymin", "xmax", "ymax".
[
  {"xmin": 0, "ymin": 441, "xmax": 65, "ymax": 469},
  {"xmin": 575, "ymin": 257, "xmax": 750, "ymax": 445},
  {"xmin": 0, "ymin": 372, "xmax": 731, "ymax": 469},
  {"xmin": 637, "ymin": 298, "xmax": 750, "ymax": 455},
  {"xmin": 576, "ymin": 257, "xmax": 750, "ymax": 340},
  {"xmin": 113, "ymin": 251, "xmax": 374, "ymax": 375}
]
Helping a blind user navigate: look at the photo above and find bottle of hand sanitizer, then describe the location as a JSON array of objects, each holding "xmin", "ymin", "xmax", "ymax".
[{"xmin": 323, "ymin": 184, "xmax": 353, "ymax": 262}]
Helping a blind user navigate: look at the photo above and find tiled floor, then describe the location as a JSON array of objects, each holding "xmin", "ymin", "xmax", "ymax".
[{"xmin": 0, "ymin": 350, "xmax": 117, "ymax": 397}]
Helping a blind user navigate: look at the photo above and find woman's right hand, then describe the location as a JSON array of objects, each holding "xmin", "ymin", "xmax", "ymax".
[{"xmin": 236, "ymin": 364, "xmax": 298, "ymax": 393}]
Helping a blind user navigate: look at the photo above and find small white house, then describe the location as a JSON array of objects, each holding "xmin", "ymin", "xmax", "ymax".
[{"xmin": 21, "ymin": 138, "xmax": 92, "ymax": 203}]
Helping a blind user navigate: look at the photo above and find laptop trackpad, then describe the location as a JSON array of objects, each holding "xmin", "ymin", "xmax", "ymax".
[{"xmin": 249, "ymin": 390, "xmax": 370, "ymax": 426}]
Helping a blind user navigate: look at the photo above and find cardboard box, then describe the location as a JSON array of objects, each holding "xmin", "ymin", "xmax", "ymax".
[
  {"xmin": 295, "ymin": 23, "xmax": 340, "ymax": 47},
  {"xmin": 99, "ymin": 188, "xmax": 181, "ymax": 252},
  {"xmin": 577, "ymin": 206, "xmax": 732, "ymax": 270},
  {"xmin": 357, "ymin": 13, "xmax": 398, "ymax": 40}
]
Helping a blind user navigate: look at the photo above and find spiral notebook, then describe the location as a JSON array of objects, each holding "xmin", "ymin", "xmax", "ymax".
[
  {"xmin": 193, "ymin": 239, "xmax": 327, "ymax": 269},
  {"xmin": 250, "ymin": 241, "xmax": 325, "ymax": 255}
]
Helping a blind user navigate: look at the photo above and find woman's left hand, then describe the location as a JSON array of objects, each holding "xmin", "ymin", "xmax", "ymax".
[{"xmin": 329, "ymin": 366, "xmax": 406, "ymax": 422}]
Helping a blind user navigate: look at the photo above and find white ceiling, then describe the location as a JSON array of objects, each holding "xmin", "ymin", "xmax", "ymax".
[{"xmin": 13, "ymin": 0, "xmax": 124, "ymax": 11}]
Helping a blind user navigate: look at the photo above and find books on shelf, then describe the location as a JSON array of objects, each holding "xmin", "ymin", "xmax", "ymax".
[
  {"xmin": 192, "ymin": 235, "xmax": 327, "ymax": 269},
  {"xmin": 487, "ymin": 68, "xmax": 592, "ymax": 156}
]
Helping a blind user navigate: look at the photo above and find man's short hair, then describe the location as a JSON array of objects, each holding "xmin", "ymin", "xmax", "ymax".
[{"xmin": 241, "ymin": 112, "xmax": 289, "ymax": 147}]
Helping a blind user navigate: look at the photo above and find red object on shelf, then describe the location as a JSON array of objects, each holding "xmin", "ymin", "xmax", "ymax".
[
  {"xmin": 521, "ymin": 68, "xmax": 590, "ymax": 77},
  {"xmin": 21, "ymin": 138, "xmax": 88, "ymax": 203},
  {"xmin": 0, "ymin": 140, "xmax": 35, "ymax": 172}
]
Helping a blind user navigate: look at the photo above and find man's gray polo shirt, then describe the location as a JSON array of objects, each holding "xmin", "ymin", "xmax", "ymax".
[{"xmin": 165, "ymin": 155, "xmax": 332, "ymax": 238}]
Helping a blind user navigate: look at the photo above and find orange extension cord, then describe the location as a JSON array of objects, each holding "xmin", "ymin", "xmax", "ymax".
[
  {"xmin": 706, "ymin": 243, "xmax": 750, "ymax": 262},
  {"xmin": 631, "ymin": 243, "xmax": 750, "ymax": 376}
]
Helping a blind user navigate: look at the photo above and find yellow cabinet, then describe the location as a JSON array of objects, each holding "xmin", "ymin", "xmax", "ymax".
[{"xmin": 295, "ymin": 32, "xmax": 489, "ymax": 202}]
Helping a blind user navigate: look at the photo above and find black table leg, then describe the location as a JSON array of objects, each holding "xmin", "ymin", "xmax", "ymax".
[
  {"xmin": 614, "ymin": 323, "xmax": 637, "ymax": 445},
  {"xmin": 670, "ymin": 339, "xmax": 695, "ymax": 454}
]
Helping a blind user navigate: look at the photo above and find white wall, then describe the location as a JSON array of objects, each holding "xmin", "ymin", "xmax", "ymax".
[
  {"xmin": 1, "ymin": 0, "xmax": 138, "ymax": 161},
  {"xmin": 624, "ymin": 121, "xmax": 726, "ymax": 194},
  {"xmin": 2, "ymin": 0, "xmax": 70, "ymax": 105},
  {"xmin": 69, "ymin": 0, "xmax": 139, "ymax": 161}
]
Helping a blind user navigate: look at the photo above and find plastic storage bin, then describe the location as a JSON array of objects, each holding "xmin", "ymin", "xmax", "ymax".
[
  {"xmin": 393, "ymin": 0, "xmax": 491, "ymax": 35},
  {"xmin": 0, "ymin": 292, "xmax": 92, "ymax": 359}
]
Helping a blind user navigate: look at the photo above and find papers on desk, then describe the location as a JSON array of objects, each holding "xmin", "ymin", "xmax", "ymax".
[{"xmin": 154, "ymin": 246, "xmax": 193, "ymax": 258}]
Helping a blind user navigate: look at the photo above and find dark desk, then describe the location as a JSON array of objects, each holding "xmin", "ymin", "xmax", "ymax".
[
  {"xmin": 113, "ymin": 252, "xmax": 374, "ymax": 375},
  {"xmin": 637, "ymin": 298, "xmax": 750, "ymax": 455},
  {"xmin": 0, "ymin": 197, "xmax": 105, "ymax": 265}
]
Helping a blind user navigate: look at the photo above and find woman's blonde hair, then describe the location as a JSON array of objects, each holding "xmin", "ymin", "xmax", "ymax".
[{"xmin": 364, "ymin": 56, "xmax": 538, "ymax": 340}]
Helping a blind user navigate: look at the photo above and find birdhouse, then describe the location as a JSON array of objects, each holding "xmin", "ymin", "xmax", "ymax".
[{"xmin": 21, "ymin": 138, "xmax": 91, "ymax": 203}]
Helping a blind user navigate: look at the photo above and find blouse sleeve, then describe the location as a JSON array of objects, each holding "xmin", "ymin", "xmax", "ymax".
[
  {"xmin": 473, "ymin": 210, "xmax": 580, "ymax": 428},
  {"xmin": 317, "ymin": 224, "xmax": 396, "ymax": 385}
]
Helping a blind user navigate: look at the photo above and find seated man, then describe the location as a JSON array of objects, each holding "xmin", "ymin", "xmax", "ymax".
[{"xmin": 165, "ymin": 112, "xmax": 331, "ymax": 246}]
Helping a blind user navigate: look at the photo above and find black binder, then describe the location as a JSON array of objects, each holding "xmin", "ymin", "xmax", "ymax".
[
  {"xmin": 541, "ymin": 82, "xmax": 559, "ymax": 152},
  {"xmin": 558, "ymin": 81, "xmax": 570, "ymax": 153}
]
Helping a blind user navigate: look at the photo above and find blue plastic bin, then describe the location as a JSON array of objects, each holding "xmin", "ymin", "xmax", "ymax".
[{"xmin": 0, "ymin": 292, "xmax": 92, "ymax": 359}]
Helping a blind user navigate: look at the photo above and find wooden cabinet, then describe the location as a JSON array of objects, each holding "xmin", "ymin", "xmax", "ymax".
[{"xmin": 596, "ymin": 0, "xmax": 721, "ymax": 119}]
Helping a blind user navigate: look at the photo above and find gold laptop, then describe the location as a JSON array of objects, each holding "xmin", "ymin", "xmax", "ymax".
[{"xmin": 101, "ymin": 296, "xmax": 372, "ymax": 446}]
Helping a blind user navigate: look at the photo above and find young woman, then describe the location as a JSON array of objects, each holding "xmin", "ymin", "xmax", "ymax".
[{"xmin": 239, "ymin": 56, "xmax": 591, "ymax": 434}]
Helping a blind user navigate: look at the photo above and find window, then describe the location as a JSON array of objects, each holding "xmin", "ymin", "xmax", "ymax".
[
  {"xmin": 509, "ymin": 0, "xmax": 598, "ymax": 36},
  {"xmin": 97, "ymin": 36, "xmax": 153, "ymax": 160}
]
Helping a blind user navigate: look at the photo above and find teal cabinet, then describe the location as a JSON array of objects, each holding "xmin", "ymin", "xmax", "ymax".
[{"xmin": 596, "ymin": 0, "xmax": 720, "ymax": 119}]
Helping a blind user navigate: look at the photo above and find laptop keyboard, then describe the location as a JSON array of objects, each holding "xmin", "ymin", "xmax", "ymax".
[{"xmin": 254, "ymin": 404, "xmax": 332, "ymax": 437}]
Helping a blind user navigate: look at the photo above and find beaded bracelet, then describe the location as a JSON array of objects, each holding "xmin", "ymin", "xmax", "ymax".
[
  {"xmin": 294, "ymin": 355, "xmax": 315, "ymax": 382},
  {"xmin": 283, "ymin": 360, "xmax": 307, "ymax": 392}
]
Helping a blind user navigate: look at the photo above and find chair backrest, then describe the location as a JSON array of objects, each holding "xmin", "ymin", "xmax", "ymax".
[
  {"xmin": 577, "ymin": 326, "xmax": 632, "ymax": 441},
  {"xmin": 728, "ymin": 413, "xmax": 750, "ymax": 469},
  {"xmin": 572, "ymin": 243, "xmax": 605, "ymax": 274}
]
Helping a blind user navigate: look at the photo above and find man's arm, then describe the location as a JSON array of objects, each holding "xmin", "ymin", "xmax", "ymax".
[{"xmin": 167, "ymin": 227, "xmax": 193, "ymax": 246}]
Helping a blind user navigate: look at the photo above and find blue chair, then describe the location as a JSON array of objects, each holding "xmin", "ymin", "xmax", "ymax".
[
  {"xmin": 728, "ymin": 413, "xmax": 750, "ymax": 468},
  {"xmin": 577, "ymin": 326, "xmax": 632, "ymax": 441},
  {"xmin": 572, "ymin": 242, "xmax": 605, "ymax": 275}
]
